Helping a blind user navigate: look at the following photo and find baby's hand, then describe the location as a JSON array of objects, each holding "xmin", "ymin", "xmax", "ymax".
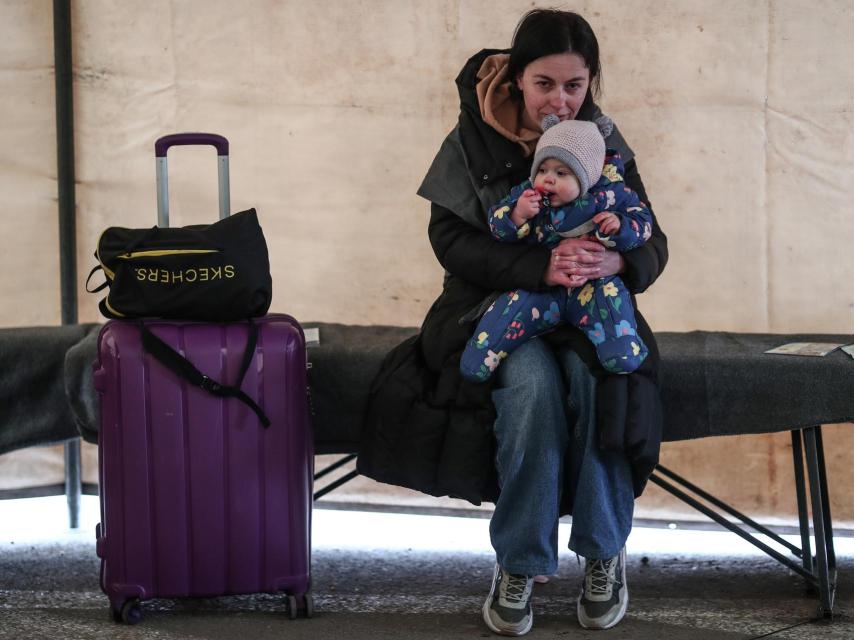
[
  {"xmin": 511, "ymin": 189, "xmax": 541, "ymax": 226},
  {"xmin": 592, "ymin": 211, "xmax": 620, "ymax": 235}
]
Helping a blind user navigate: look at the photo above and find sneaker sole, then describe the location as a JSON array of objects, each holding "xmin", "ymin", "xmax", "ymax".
[{"xmin": 482, "ymin": 598, "xmax": 533, "ymax": 637}]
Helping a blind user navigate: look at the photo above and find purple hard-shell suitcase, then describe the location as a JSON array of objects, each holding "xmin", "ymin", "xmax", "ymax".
[{"xmin": 92, "ymin": 134, "xmax": 313, "ymax": 624}]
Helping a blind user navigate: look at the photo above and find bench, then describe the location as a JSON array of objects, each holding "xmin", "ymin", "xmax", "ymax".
[
  {"xmin": 0, "ymin": 324, "xmax": 101, "ymax": 526},
  {"xmin": 293, "ymin": 324, "xmax": 854, "ymax": 618},
  {"xmin": 3, "ymin": 322, "xmax": 853, "ymax": 615}
]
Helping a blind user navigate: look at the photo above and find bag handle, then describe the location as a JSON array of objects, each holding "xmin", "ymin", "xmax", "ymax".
[
  {"xmin": 85, "ymin": 265, "xmax": 109, "ymax": 293},
  {"xmin": 139, "ymin": 321, "xmax": 271, "ymax": 428},
  {"xmin": 155, "ymin": 133, "xmax": 229, "ymax": 158}
]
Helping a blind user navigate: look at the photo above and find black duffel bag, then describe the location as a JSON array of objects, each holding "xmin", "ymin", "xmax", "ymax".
[{"xmin": 87, "ymin": 208, "xmax": 272, "ymax": 321}]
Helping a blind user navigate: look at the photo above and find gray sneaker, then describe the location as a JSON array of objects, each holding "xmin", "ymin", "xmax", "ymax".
[
  {"xmin": 577, "ymin": 547, "xmax": 628, "ymax": 629},
  {"xmin": 482, "ymin": 564, "xmax": 534, "ymax": 636}
]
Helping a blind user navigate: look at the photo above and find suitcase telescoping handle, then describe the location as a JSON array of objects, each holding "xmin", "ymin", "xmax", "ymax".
[{"xmin": 154, "ymin": 133, "xmax": 230, "ymax": 228}]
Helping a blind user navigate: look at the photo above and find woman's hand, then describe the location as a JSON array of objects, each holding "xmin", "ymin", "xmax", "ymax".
[{"xmin": 544, "ymin": 237, "xmax": 625, "ymax": 288}]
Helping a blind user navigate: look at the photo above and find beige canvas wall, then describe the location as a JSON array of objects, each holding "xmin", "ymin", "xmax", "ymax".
[
  {"xmin": 1, "ymin": 0, "xmax": 853, "ymax": 523},
  {"xmin": 1, "ymin": 1, "xmax": 61, "ymax": 326}
]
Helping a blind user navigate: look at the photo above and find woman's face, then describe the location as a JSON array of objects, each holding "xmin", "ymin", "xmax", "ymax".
[{"xmin": 516, "ymin": 52, "xmax": 591, "ymax": 125}]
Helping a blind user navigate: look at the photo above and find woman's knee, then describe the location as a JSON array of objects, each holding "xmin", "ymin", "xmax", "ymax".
[
  {"xmin": 492, "ymin": 339, "xmax": 569, "ymax": 464},
  {"xmin": 495, "ymin": 338, "xmax": 564, "ymax": 402},
  {"xmin": 560, "ymin": 349, "xmax": 596, "ymax": 392}
]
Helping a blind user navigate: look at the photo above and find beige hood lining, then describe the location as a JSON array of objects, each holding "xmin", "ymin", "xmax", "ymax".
[{"xmin": 475, "ymin": 53, "xmax": 542, "ymax": 157}]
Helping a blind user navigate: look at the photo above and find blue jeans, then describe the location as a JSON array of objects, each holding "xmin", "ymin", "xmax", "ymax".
[{"xmin": 489, "ymin": 338, "xmax": 635, "ymax": 576}]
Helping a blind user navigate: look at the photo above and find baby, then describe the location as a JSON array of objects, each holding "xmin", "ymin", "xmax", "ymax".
[{"xmin": 460, "ymin": 116, "xmax": 653, "ymax": 382}]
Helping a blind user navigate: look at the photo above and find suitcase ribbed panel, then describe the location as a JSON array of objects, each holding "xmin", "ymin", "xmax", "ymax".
[
  {"xmin": 148, "ymin": 323, "xmax": 192, "ymax": 596},
  {"xmin": 224, "ymin": 323, "xmax": 262, "ymax": 594},
  {"xmin": 187, "ymin": 325, "xmax": 229, "ymax": 594},
  {"xmin": 96, "ymin": 316, "xmax": 311, "ymax": 608}
]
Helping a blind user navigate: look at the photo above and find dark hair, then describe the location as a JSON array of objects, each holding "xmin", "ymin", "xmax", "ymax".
[{"xmin": 507, "ymin": 9, "xmax": 601, "ymax": 99}]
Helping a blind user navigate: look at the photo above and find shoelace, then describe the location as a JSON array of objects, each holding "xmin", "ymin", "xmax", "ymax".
[
  {"xmin": 586, "ymin": 557, "xmax": 618, "ymax": 596},
  {"xmin": 503, "ymin": 572, "xmax": 532, "ymax": 603}
]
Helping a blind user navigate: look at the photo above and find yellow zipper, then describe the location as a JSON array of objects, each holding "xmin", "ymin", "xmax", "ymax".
[
  {"xmin": 96, "ymin": 244, "xmax": 219, "ymax": 281},
  {"xmin": 116, "ymin": 249, "xmax": 219, "ymax": 259}
]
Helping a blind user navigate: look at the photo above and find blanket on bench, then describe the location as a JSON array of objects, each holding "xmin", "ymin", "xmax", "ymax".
[
  {"xmin": 0, "ymin": 324, "xmax": 98, "ymax": 455},
  {"xmin": 57, "ymin": 323, "xmax": 854, "ymax": 451},
  {"xmin": 0, "ymin": 322, "xmax": 851, "ymax": 457}
]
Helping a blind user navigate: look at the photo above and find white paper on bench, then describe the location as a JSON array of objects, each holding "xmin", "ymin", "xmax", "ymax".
[
  {"xmin": 764, "ymin": 342, "xmax": 844, "ymax": 356},
  {"xmin": 304, "ymin": 327, "xmax": 320, "ymax": 346}
]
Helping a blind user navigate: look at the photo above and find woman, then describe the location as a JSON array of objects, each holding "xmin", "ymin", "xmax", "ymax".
[{"xmin": 358, "ymin": 9, "xmax": 668, "ymax": 635}]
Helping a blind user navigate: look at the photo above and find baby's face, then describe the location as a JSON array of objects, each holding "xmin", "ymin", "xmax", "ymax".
[{"xmin": 533, "ymin": 158, "xmax": 581, "ymax": 207}]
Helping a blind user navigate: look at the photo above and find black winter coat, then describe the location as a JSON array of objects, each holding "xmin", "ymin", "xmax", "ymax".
[{"xmin": 357, "ymin": 49, "xmax": 669, "ymax": 512}]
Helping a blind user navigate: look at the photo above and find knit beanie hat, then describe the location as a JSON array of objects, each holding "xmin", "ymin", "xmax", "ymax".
[{"xmin": 530, "ymin": 115, "xmax": 610, "ymax": 194}]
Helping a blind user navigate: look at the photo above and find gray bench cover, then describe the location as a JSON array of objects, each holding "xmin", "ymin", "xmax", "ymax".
[
  {"xmin": 3, "ymin": 323, "xmax": 852, "ymax": 456},
  {"xmin": 306, "ymin": 326, "xmax": 854, "ymax": 445},
  {"xmin": 657, "ymin": 331, "xmax": 853, "ymax": 440},
  {"xmin": 0, "ymin": 323, "xmax": 99, "ymax": 455}
]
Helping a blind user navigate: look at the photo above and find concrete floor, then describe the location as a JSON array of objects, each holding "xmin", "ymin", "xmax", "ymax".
[{"xmin": 2, "ymin": 504, "xmax": 853, "ymax": 640}]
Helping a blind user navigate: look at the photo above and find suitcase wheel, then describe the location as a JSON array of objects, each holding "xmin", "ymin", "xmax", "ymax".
[
  {"xmin": 284, "ymin": 592, "xmax": 313, "ymax": 619},
  {"xmin": 285, "ymin": 594, "xmax": 298, "ymax": 620},
  {"xmin": 111, "ymin": 598, "xmax": 142, "ymax": 625}
]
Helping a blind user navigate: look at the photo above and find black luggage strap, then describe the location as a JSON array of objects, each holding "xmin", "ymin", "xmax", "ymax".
[{"xmin": 139, "ymin": 321, "xmax": 271, "ymax": 428}]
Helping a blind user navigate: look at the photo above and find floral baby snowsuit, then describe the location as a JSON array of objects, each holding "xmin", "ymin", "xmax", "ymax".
[{"xmin": 460, "ymin": 152, "xmax": 653, "ymax": 382}]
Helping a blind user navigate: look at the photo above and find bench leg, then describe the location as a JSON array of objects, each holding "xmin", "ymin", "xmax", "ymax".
[
  {"xmin": 653, "ymin": 428, "xmax": 839, "ymax": 618},
  {"xmin": 649, "ymin": 468, "xmax": 814, "ymax": 581},
  {"xmin": 791, "ymin": 431, "xmax": 814, "ymax": 581},
  {"xmin": 313, "ymin": 454, "xmax": 359, "ymax": 501},
  {"xmin": 804, "ymin": 426, "xmax": 836, "ymax": 617},
  {"xmin": 815, "ymin": 428, "xmax": 837, "ymax": 575},
  {"xmin": 64, "ymin": 438, "xmax": 82, "ymax": 529}
]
